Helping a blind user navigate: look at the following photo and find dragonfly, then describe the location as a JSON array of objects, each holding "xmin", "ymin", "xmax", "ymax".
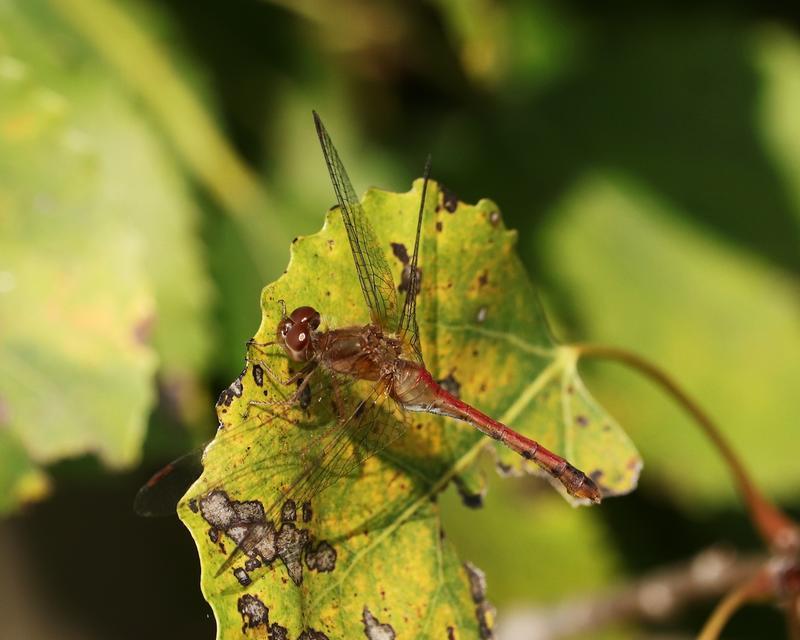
[{"xmin": 137, "ymin": 112, "xmax": 600, "ymax": 578}]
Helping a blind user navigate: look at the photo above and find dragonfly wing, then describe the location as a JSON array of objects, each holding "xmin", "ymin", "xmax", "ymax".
[
  {"xmin": 134, "ymin": 448, "xmax": 205, "ymax": 517},
  {"xmin": 303, "ymin": 376, "xmax": 407, "ymax": 489},
  {"xmin": 313, "ymin": 112, "xmax": 400, "ymax": 330},
  {"xmin": 135, "ymin": 351, "xmax": 325, "ymax": 518},
  {"xmin": 139, "ymin": 353, "xmax": 410, "ymax": 579},
  {"xmin": 396, "ymin": 156, "xmax": 432, "ymax": 363}
]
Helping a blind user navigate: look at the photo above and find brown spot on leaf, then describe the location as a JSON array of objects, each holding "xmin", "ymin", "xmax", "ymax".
[
  {"xmin": 237, "ymin": 594, "xmax": 268, "ymax": 633},
  {"xmin": 281, "ymin": 500, "xmax": 297, "ymax": 523},
  {"xmin": 199, "ymin": 490, "xmax": 278, "ymax": 566},
  {"xmin": 397, "ymin": 264, "xmax": 422, "ymax": 295},
  {"xmin": 252, "ymin": 364, "xmax": 264, "ymax": 387},
  {"xmin": 464, "ymin": 562, "xmax": 487, "ymax": 603},
  {"xmin": 233, "ymin": 567, "xmax": 251, "ymax": 586},
  {"xmin": 298, "ymin": 630, "xmax": 329, "ymax": 640},
  {"xmin": 437, "ymin": 372, "xmax": 461, "ymax": 399},
  {"xmin": 216, "ymin": 371, "xmax": 244, "ymax": 407},
  {"xmin": 276, "ymin": 522, "xmax": 310, "ymax": 586},
  {"xmin": 477, "ymin": 601, "xmax": 495, "ymax": 639},
  {"xmin": 269, "ymin": 623, "xmax": 289, "ymax": 640},
  {"xmin": 362, "ymin": 606, "xmax": 396, "ymax": 640},
  {"xmin": 435, "ymin": 221, "xmax": 443, "ymax": 232},
  {"xmin": 302, "ymin": 501, "xmax": 313, "ymax": 523},
  {"xmin": 495, "ymin": 460, "xmax": 513, "ymax": 476},
  {"xmin": 464, "ymin": 562, "xmax": 496, "ymax": 639},
  {"xmin": 477, "ymin": 270, "xmax": 489, "ymax": 287},
  {"xmin": 454, "ymin": 475, "xmax": 485, "ymax": 509},
  {"xmin": 306, "ymin": 540, "xmax": 337, "ymax": 573},
  {"xmin": 440, "ymin": 185, "xmax": 459, "ymax": 213},
  {"xmin": 576, "ymin": 415, "xmax": 589, "ymax": 427},
  {"xmin": 390, "ymin": 242, "xmax": 409, "ymax": 265}
]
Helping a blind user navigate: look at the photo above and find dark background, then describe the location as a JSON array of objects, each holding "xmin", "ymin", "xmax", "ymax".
[{"xmin": 1, "ymin": 0, "xmax": 798, "ymax": 638}]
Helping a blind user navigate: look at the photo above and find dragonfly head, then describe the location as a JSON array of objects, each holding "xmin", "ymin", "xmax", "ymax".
[{"xmin": 277, "ymin": 305, "xmax": 321, "ymax": 361}]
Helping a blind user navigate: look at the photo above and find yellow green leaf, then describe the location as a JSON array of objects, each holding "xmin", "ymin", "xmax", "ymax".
[{"xmin": 181, "ymin": 180, "xmax": 639, "ymax": 637}]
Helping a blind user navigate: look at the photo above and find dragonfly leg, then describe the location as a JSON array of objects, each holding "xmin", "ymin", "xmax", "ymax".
[
  {"xmin": 245, "ymin": 346, "xmax": 314, "ymax": 388},
  {"xmin": 247, "ymin": 337, "xmax": 276, "ymax": 348},
  {"xmin": 244, "ymin": 371, "xmax": 315, "ymax": 417},
  {"xmin": 330, "ymin": 376, "xmax": 348, "ymax": 421}
]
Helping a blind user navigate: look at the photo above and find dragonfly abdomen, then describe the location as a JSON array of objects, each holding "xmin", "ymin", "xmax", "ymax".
[{"xmin": 394, "ymin": 365, "xmax": 602, "ymax": 504}]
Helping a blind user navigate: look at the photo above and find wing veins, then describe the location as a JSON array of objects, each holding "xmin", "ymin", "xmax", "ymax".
[
  {"xmin": 313, "ymin": 112, "xmax": 398, "ymax": 328},
  {"xmin": 397, "ymin": 155, "xmax": 432, "ymax": 360}
]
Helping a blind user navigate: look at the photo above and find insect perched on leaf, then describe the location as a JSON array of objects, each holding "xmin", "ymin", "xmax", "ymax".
[{"xmin": 136, "ymin": 112, "xmax": 601, "ymax": 579}]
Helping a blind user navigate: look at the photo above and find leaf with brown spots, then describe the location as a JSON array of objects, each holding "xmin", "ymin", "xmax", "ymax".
[{"xmin": 180, "ymin": 180, "xmax": 639, "ymax": 637}]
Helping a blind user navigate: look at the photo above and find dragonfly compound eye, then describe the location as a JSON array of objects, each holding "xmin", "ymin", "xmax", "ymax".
[
  {"xmin": 290, "ymin": 306, "xmax": 321, "ymax": 330},
  {"xmin": 285, "ymin": 322, "xmax": 311, "ymax": 359},
  {"xmin": 277, "ymin": 317, "xmax": 293, "ymax": 342}
]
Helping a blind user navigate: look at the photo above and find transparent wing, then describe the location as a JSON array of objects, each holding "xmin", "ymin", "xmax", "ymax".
[
  {"xmin": 211, "ymin": 373, "xmax": 410, "ymax": 576},
  {"xmin": 135, "ymin": 448, "xmax": 205, "ymax": 517},
  {"xmin": 396, "ymin": 156, "xmax": 432, "ymax": 363},
  {"xmin": 313, "ymin": 111, "xmax": 399, "ymax": 330}
]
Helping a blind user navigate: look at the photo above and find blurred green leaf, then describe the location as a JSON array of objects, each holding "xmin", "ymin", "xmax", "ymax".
[
  {"xmin": 180, "ymin": 179, "xmax": 637, "ymax": 637},
  {"xmin": 540, "ymin": 174, "xmax": 800, "ymax": 507},
  {"xmin": 0, "ymin": 1, "xmax": 212, "ymax": 511},
  {"xmin": 755, "ymin": 26, "xmax": 800, "ymax": 227},
  {"xmin": 441, "ymin": 470, "xmax": 621, "ymax": 606},
  {"xmin": 0, "ymin": 429, "xmax": 50, "ymax": 512}
]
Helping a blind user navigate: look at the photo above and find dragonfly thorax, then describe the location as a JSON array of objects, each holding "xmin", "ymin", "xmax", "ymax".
[{"xmin": 314, "ymin": 324, "xmax": 403, "ymax": 382}]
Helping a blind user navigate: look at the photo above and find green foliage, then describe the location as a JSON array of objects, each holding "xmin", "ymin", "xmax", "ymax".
[
  {"xmin": 0, "ymin": 1, "xmax": 212, "ymax": 512},
  {"xmin": 1, "ymin": 1, "xmax": 799, "ymax": 638},
  {"xmin": 541, "ymin": 174, "xmax": 800, "ymax": 506},
  {"xmin": 180, "ymin": 182, "xmax": 638, "ymax": 637}
]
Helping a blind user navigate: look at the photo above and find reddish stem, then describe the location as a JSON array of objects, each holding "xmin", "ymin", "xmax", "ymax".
[
  {"xmin": 575, "ymin": 344, "xmax": 799, "ymax": 553},
  {"xmin": 697, "ymin": 568, "xmax": 774, "ymax": 640}
]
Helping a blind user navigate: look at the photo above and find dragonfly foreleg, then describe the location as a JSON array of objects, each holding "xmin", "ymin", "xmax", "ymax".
[
  {"xmin": 245, "ymin": 343, "xmax": 314, "ymax": 388},
  {"xmin": 244, "ymin": 367, "xmax": 316, "ymax": 417}
]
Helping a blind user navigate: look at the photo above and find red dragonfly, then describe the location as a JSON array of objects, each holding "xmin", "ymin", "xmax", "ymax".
[
  {"xmin": 275, "ymin": 114, "xmax": 600, "ymax": 503},
  {"xmin": 137, "ymin": 112, "xmax": 600, "ymax": 577}
]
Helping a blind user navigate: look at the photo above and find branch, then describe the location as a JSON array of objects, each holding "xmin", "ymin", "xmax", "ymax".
[
  {"xmin": 697, "ymin": 568, "xmax": 773, "ymax": 640},
  {"xmin": 573, "ymin": 344, "xmax": 799, "ymax": 554},
  {"xmin": 496, "ymin": 547, "xmax": 764, "ymax": 640}
]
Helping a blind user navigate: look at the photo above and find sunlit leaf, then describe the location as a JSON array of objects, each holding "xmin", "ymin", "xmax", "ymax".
[{"xmin": 181, "ymin": 181, "xmax": 639, "ymax": 637}]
